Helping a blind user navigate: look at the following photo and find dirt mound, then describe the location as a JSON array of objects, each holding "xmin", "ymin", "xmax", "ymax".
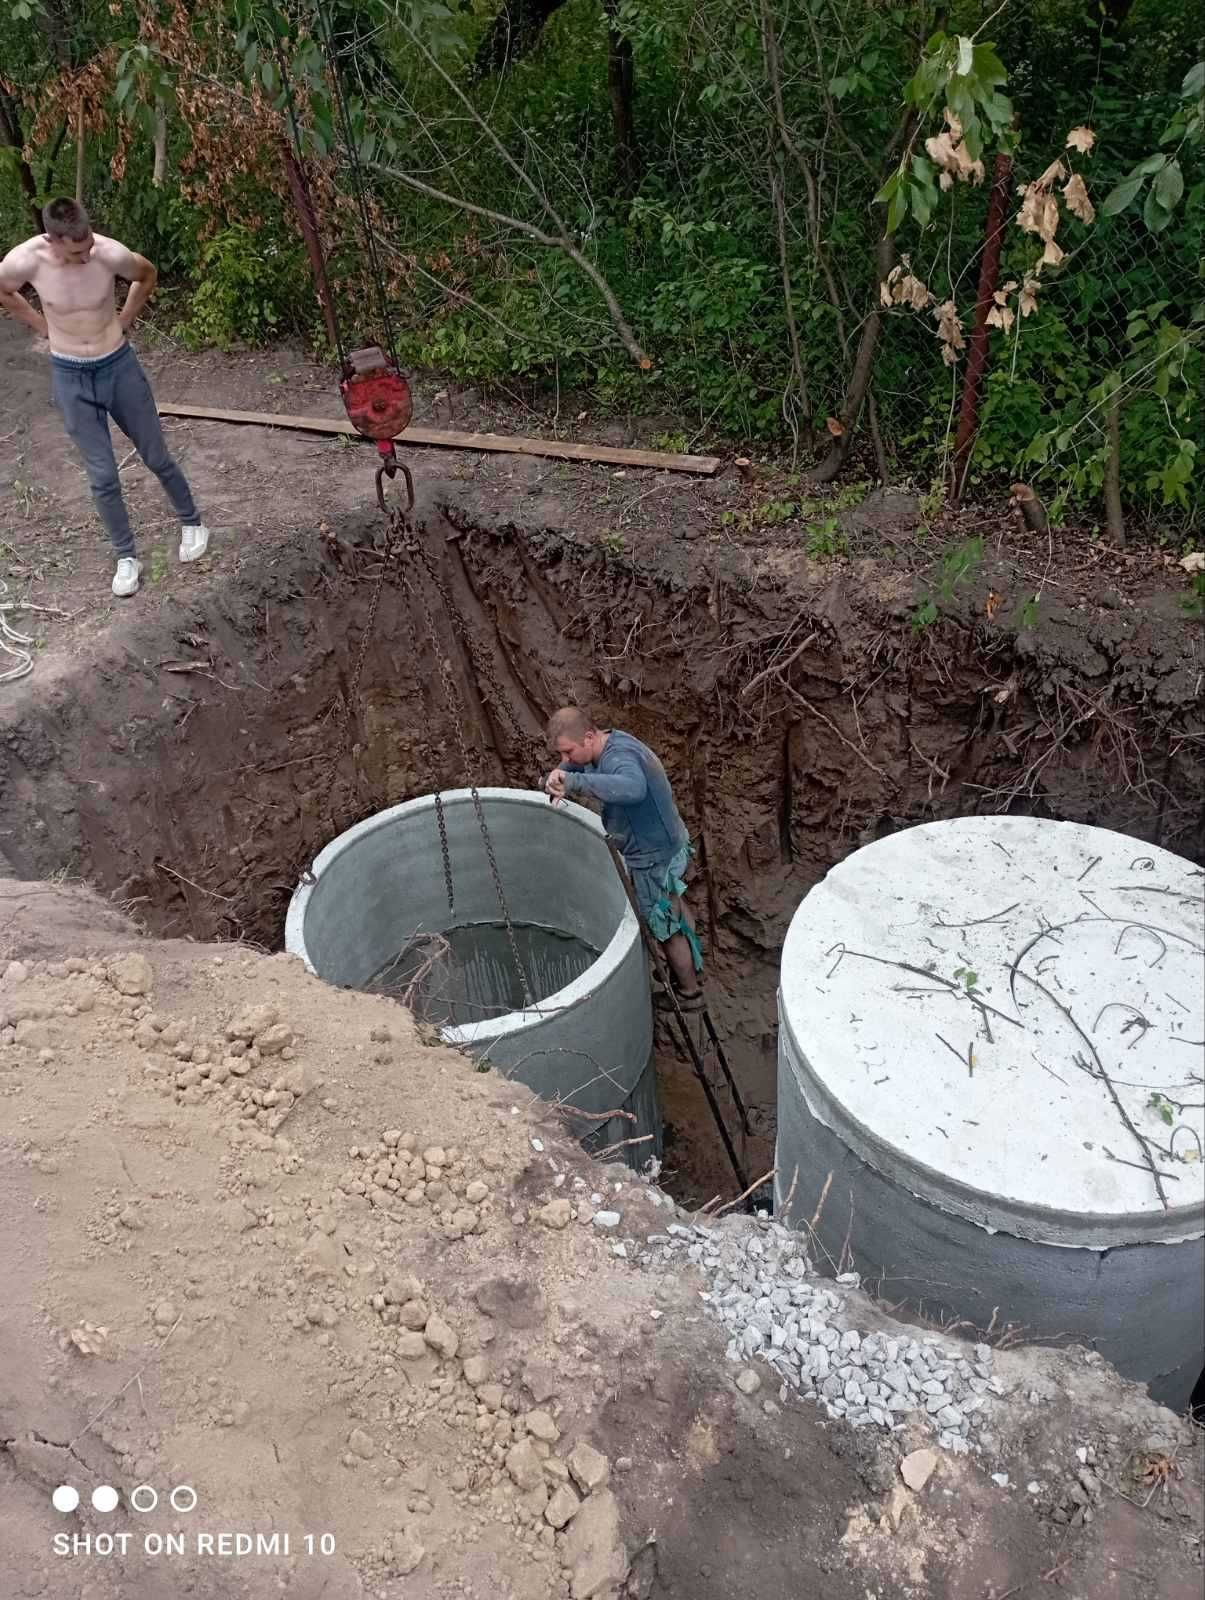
[{"xmin": 1, "ymin": 879, "xmax": 1201, "ymax": 1600}]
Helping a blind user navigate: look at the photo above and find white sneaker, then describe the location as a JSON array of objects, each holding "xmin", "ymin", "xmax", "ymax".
[
  {"xmin": 112, "ymin": 557, "xmax": 142, "ymax": 598},
  {"xmin": 179, "ymin": 523, "xmax": 210, "ymax": 562}
]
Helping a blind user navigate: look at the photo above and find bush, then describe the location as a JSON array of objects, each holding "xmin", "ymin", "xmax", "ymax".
[{"xmin": 178, "ymin": 225, "xmax": 310, "ymax": 351}]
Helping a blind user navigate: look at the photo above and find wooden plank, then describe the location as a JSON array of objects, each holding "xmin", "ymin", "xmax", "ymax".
[{"xmin": 156, "ymin": 401, "xmax": 722, "ymax": 476}]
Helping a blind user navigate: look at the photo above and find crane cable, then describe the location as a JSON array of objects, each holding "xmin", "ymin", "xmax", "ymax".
[
  {"xmin": 310, "ymin": 0, "xmax": 402, "ymax": 374},
  {"xmin": 278, "ymin": 2, "xmax": 532, "ymax": 1006}
]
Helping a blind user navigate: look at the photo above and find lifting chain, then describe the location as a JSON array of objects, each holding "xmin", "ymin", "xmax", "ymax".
[
  {"xmin": 408, "ymin": 540, "xmax": 546, "ymax": 783},
  {"xmin": 432, "ymin": 790, "xmax": 454, "ymax": 918},
  {"xmin": 341, "ymin": 537, "xmax": 394, "ymax": 749},
  {"xmin": 388, "ymin": 511, "xmax": 533, "ymax": 1007}
]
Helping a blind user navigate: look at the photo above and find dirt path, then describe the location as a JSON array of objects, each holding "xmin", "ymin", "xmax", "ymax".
[{"xmin": 2, "ymin": 879, "xmax": 1202, "ymax": 1600}]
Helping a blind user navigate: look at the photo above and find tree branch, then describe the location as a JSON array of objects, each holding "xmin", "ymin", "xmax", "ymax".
[
  {"xmin": 371, "ymin": 161, "xmax": 649, "ymax": 366},
  {"xmin": 767, "ymin": 145, "xmax": 814, "ymax": 453}
]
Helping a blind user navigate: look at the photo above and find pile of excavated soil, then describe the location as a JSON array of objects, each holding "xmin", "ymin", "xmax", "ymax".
[{"xmin": 1, "ymin": 878, "xmax": 1202, "ymax": 1600}]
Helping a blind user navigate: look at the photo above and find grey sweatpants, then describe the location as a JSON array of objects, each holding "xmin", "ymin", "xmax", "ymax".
[{"xmin": 51, "ymin": 343, "xmax": 199, "ymax": 559}]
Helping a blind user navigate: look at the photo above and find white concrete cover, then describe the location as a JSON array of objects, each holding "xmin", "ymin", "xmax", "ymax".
[{"xmin": 780, "ymin": 817, "xmax": 1204, "ymax": 1242}]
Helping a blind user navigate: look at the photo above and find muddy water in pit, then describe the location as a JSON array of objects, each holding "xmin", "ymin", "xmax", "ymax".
[{"xmin": 367, "ymin": 919, "xmax": 602, "ymax": 1030}]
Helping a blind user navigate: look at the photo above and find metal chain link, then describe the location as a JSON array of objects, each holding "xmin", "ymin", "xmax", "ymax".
[
  {"xmin": 341, "ymin": 534, "xmax": 395, "ymax": 747},
  {"xmin": 409, "ymin": 540, "xmax": 546, "ymax": 782},
  {"xmin": 336, "ymin": 501, "xmax": 535, "ymax": 1006},
  {"xmin": 432, "ymin": 789, "xmax": 454, "ymax": 917},
  {"xmin": 395, "ymin": 544, "xmax": 531, "ymax": 1004}
]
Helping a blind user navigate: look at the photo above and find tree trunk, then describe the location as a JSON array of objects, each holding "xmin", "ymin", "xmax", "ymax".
[
  {"xmin": 75, "ymin": 102, "xmax": 85, "ymax": 204},
  {"xmin": 768, "ymin": 146, "xmax": 814, "ymax": 455},
  {"xmin": 949, "ymin": 151, "xmax": 1014, "ymax": 503},
  {"xmin": 281, "ymin": 142, "xmax": 343, "ymax": 360},
  {"xmin": 152, "ymin": 102, "xmax": 168, "ymax": 188},
  {"xmin": 603, "ymin": 2, "xmax": 639, "ymax": 191},
  {"xmin": 810, "ymin": 235, "xmax": 896, "ymax": 483},
  {"xmin": 1104, "ymin": 390, "xmax": 1125, "ymax": 546},
  {"xmin": 0, "ymin": 90, "xmax": 42, "ymax": 229},
  {"xmin": 473, "ymin": 0, "xmax": 572, "ymax": 77}
]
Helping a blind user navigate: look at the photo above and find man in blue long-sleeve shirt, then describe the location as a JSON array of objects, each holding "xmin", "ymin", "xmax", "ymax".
[{"xmin": 545, "ymin": 707, "xmax": 704, "ymax": 1006}]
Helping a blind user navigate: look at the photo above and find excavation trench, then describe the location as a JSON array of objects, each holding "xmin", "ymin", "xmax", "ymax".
[{"xmin": 1, "ymin": 501, "xmax": 1201, "ymax": 1206}]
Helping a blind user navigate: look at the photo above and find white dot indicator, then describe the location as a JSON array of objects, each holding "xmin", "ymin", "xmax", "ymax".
[
  {"xmin": 131, "ymin": 1485, "xmax": 158, "ymax": 1513},
  {"xmin": 169, "ymin": 1485, "xmax": 197, "ymax": 1513},
  {"xmin": 91, "ymin": 1485, "xmax": 120, "ymax": 1513},
  {"xmin": 52, "ymin": 1486, "xmax": 79, "ymax": 1513}
]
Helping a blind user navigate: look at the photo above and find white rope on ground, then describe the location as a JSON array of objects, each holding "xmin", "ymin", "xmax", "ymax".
[{"xmin": 0, "ymin": 579, "xmax": 35, "ymax": 684}]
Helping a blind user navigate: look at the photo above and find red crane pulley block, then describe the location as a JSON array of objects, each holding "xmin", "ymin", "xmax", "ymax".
[{"xmin": 340, "ymin": 346, "xmax": 415, "ymax": 514}]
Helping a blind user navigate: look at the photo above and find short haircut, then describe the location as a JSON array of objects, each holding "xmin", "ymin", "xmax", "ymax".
[
  {"xmin": 546, "ymin": 706, "xmax": 596, "ymax": 742},
  {"xmin": 43, "ymin": 197, "xmax": 91, "ymax": 241}
]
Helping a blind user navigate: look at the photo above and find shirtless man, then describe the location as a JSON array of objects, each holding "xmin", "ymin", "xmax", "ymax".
[{"xmin": 0, "ymin": 197, "xmax": 210, "ymax": 597}]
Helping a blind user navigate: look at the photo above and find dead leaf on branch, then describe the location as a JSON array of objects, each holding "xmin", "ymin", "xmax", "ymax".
[
  {"xmin": 1063, "ymin": 172, "xmax": 1095, "ymax": 224},
  {"xmin": 933, "ymin": 300, "xmax": 966, "ymax": 365},
  {"xmin": 882, "ymin": 259, "xmax": 935, "ymax": 311},
  {"xmin": 925, "ymin": 110, "xmax": 985, "ymax": 186},
  {"xmin": 1180, "ymin": 551, "xmax": 1205, "ymax": 574},
  {"xmin": 986, "ymin": 301, "xmax": 1015, "ymax": 332},
  {"xmin": 1017, "ymin": 187, "xmax": 1061, "ymax": 244},
  {"xmin": 1019, "ymin": 276, "xmax": 1041, "ymax": 317},
  {"xmin": 1041, "ymin": 237, "xmax": 1066, "ymax": 268},
  {"xmin": 1066, "ymin": 126, "xmax": 1096, "ymax": 154},
  {"xmin": 1035, "ymin": 157, "xmax": 1067, "ymax": 190}
]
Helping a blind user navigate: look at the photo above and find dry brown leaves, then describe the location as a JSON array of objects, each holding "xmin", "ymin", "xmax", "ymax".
[
  {"xmin": 1011, "ymin": 125, "xmax": 1097, "ymax": 308},
  {"xmin": 880, "ymin": 257, "xmax": 934, "ymax": 312},
  {"xmin": 925, "ymin": 110, "xmax": 986, "ymax": 190},
  {"xmin": 933, "ymin": 299, "xmax": 965, "ymax": 365}
]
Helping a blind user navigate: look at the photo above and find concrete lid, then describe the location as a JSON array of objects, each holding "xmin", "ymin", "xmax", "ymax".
[{"xmin": 780, "ymin": 817, "xmax": 1205, "ymax": 1245}]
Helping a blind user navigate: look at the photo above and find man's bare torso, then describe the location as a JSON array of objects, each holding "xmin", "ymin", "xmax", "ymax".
[{"xmin": 6, "ymin": 234, "xmax": 130, "ymax": 358}]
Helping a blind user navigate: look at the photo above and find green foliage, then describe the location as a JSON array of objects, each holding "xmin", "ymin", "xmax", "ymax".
[
  {"xmin": 878, "ymin": 31, "xmax": 1014, "ymax": 233},
  {"xmin": 1101, "ymin": 62, "xmax": 1203, "ymax": 231},
  {"xmin": 0, "ymin": 0, "xmax": 1197, "ymax": 530},
  {"xmin": 177, "ymin": 226, "xmax": 304, "ymax": 350},
  {"xmin": 805, "ymin": 516, "xmax": 847, "ymax": 559},
  {"xmin": 1148, "ymin": 1091, "xmax": 1175, "ymax": 1126},
  {"xmin": 911, "ymin": 536, "xmax": 984, "ymax": 628},
  {"xmin": 1180, "ymin": 571, "xmax": 1205, "ymax": 619}
]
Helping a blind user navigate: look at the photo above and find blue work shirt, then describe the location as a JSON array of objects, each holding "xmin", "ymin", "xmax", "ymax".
[{"xmin": 560, "ymin": 730, "xmax": 689, "ymax": 872}]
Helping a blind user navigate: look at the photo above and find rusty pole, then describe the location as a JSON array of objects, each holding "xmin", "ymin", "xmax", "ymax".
[
  {"xmin": 949, "ymin": 151, "xmax": 1014, "ymax": 505},
  {"xmin": 281, "ymin": 141, "xmax": 343, "ymax": 363}
]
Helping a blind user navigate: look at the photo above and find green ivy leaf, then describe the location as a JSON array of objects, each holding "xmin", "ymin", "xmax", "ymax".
[
  {"xmin": 1101, "ymin": 169, "xmax": 1146, "ymax": 215},
  {"xmin": 1143, "ymin": 185, "xmax": 1173, "ymax": 232},
  {"xmin": 971, "ymin": 42, "xmax": 1009, "ymax": 87},
  {"xmin": 910, "ymin": 178, "xmax": 934, "ymax": 227},
  {"xmin": 1154, "ymin": 158, "xmax": 1184, "ymax": 211},
  {"xmin": 1182, "ymin": 61, "xmax": 1204, "ymax": 98},
  {"xmin": 956, "ymin": 35, "xmax": 974, "ymax": 76}
]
